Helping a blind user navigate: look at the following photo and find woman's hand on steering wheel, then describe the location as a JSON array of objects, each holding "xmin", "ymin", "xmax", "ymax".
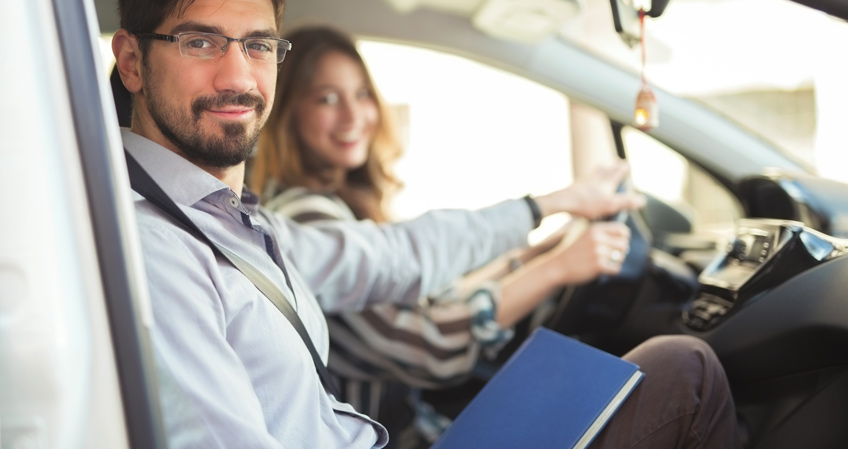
[{"xmin": 536, "ymin": 217, "xmax": 632, "ymax": 287}]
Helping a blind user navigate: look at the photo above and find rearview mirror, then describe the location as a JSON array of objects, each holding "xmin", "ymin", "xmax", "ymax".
[{"xmin": 610, "ymin": 0, "xmax": 671, "ymax": 47}]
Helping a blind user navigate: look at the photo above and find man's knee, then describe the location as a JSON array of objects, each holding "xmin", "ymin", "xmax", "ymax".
[
  {"xmin": 613, "ymin": 336, "xmax": 738, "ymax": 448},
  {"xmin": 624, "ymin": 334, "xmax": 726, "ymax": 398},
  {"xmin": 626, "ymin": 335, "xmax": 717, "ymax": 368}
]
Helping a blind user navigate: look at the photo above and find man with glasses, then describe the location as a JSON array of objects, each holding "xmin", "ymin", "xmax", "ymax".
[
  {"xmin": 136, "ymin": 32, "xmax": 291, "ymax": 63},
  {"xmin": 110, "ymin": 0, "xmax": 740, "ymax": 448}
]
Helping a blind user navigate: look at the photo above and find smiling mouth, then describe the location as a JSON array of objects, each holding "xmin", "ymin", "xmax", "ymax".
[
  {"xmin": 333, "ymin": 132, "xmax": 365, "ymax": 144},
  {"xmin": 206, "ymin": 108, "xmax": 256, "ymax": 120}
]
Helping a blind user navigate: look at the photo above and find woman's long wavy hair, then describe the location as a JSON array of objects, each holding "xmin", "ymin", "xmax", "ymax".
[{"xmin": 250, "ymin": 25, "xmax": 404, "ymax": 222}]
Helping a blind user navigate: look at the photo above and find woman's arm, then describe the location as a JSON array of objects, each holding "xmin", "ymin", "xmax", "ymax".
[{"xmin": 452, "ymin": 223, "xmax": 568, "ymax": 298}]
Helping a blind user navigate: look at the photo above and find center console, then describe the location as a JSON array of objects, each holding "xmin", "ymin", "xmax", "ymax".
[{"xmin": 683, "ymin": 218, "xmax": 848, "ymax": 331}]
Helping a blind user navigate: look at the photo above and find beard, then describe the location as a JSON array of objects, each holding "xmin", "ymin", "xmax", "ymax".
[{"xmin": 142, "ymin": 64, "xmax": 267, "ymax": 169}]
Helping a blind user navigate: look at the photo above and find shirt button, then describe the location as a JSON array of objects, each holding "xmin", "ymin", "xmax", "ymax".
[{"xmin": 229, "ymin": 197, "xmax": 240, "ymax": 208}]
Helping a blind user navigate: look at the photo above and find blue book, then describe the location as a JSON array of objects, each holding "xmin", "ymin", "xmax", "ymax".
[{"xmin": 431, "ymin": 327, "xmax": 644, "ymax": 449}]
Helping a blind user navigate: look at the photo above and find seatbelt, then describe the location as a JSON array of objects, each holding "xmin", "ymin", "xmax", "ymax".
[{"xmin": 124, "ymin": 150, "xmax": 342, "ymax": 398}]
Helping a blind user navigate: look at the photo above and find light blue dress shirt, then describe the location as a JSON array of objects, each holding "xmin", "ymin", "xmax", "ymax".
[{"xmin": 123, "ymin": 129, "xmax": 533, "ymax": 448}]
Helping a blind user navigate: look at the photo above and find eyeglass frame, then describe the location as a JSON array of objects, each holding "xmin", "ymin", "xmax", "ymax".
[{"xmin": 136, "ymin": 32, "xmax": 292, "ymax": 64}]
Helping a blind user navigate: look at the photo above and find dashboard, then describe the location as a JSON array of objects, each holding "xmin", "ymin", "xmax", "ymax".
[
  {"xmin": 661, "ymin": 169, "xmax": 848, "ymax": 385},
  {"xmin": 682, "ymin": 218, "xmax": 848, "ymax": 331}
]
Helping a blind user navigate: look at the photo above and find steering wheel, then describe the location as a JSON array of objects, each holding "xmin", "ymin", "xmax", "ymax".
[{"xmin": 547, "ymin": 210, "xmax": 651, "ymax": 327}]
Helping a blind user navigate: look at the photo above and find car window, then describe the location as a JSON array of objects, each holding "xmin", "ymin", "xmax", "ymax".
[
  {"xmin": 623, "ymin": 125, "xmax": 742, "ymax": 237},
  {"xmin": 357, "ymin": 40, "xmax": 574, "ymax": 239}
]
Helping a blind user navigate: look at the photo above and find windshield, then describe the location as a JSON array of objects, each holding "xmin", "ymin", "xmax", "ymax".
[{"xmin": 558, "ymin": 0, "xmax": 848, "ymax": 180}]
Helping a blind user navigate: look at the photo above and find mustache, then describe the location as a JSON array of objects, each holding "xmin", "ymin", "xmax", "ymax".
[{"xmin": 191, "ymin": 93, "xmax": 266, "ymax": 119}]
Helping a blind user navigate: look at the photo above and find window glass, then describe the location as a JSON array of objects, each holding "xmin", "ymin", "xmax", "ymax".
[
  {"xmin": 623, "ymin": 126, "xmax": 742, "ymax": 237},
  {"xmin": 357, "ymin": 41, "xmax": 573, "ymax": 240}
]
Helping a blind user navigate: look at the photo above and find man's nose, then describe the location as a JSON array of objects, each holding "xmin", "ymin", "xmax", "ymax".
[{"xmin": 212, "ymin": 42, "xmax": 256, "ymax": 94}]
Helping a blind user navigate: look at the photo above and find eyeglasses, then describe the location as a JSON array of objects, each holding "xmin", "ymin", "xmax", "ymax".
[{"xmin": 137, "ymin": 32, "xmax": 292, "ymax": 64}]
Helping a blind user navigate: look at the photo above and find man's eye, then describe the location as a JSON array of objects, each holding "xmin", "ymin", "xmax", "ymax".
[
  {"xmin": 184, "ymin": 37, "xmax": 215, "ymax": 49},
  {"xmin": 247, "ymin": 40, "xmax": 274, "ymax": 53}
]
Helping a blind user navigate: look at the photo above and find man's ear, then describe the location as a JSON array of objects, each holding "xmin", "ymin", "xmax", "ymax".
[{"xmin": 112, "ymin": 29, "xmax": 143, "ymax": 93}]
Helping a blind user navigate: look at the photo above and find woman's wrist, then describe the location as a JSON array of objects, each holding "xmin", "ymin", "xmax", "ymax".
[{"xmin": 531, "ymin": 190, "xmax": 577, "ymax": 220}]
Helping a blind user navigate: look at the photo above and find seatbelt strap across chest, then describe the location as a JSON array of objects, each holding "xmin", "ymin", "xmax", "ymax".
[{"xmin": 124, "ymin": 150, "xmax": 341, "ymax": 398}]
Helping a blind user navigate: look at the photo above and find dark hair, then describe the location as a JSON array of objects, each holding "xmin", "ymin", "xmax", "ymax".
[
  {"xmin": 117, "ymin": 0, "xmax": 286, "ymax": 39},
  {"xmin": 250, "ymin": 25, "xmax": 404, "ymax": 222}
]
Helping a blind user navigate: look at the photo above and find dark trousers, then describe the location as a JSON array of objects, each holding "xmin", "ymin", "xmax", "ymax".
[{"xmin": 590, "ymin": 335, "xmax": 741, "ymax": 449}]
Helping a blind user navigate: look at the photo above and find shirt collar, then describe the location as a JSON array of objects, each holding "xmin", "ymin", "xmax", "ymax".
[
  {"xmin": 121, "ymin": 128, "xmax": 234, "ymax": 207},
  {"xmin": 240, "ymin": 187, "xmax": 261, "ymax": 212}
]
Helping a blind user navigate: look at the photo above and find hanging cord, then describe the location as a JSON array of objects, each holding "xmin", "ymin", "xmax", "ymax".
[
  {"xmin": 640, "ymin": 8, "xmax": 647, "ymax": 84},
  {"xmin": 633, "ymin": 7, "xmax": 658, "ymax": 130}
]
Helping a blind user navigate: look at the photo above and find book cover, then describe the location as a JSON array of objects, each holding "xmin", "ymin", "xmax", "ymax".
[{"xmin": 431, "ymin": 327, "xmax": 644, "ymax": 449}]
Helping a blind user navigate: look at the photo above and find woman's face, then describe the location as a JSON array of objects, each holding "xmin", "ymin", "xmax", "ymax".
[{"xmin": 295, "ymin": 50, "xmax": 379, "ymax": 172}]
